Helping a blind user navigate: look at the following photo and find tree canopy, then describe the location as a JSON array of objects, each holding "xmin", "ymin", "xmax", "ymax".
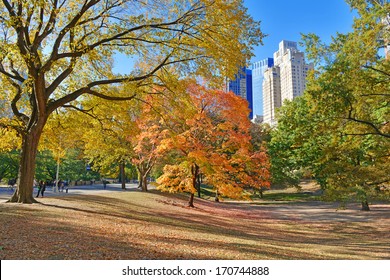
[
  {"xmin": 269, "ymin": 0, "xmax": 390, "ymax": 210},
  {"xmin": 156, "ymin": 82, "xmax": 270, "ymax": 207},
  {"xmin": 0, "ymin": 0, "xmax": 263, "ymax": 203}
]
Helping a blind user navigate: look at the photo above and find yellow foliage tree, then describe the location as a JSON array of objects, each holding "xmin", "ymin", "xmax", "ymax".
[{"xmin": 0, "ymin": 0, "xmax": 264, "ymax": 203}]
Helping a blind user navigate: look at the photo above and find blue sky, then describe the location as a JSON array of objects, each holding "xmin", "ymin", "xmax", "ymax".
[
  {"xmin": 113, "ymin": 1, "xmax": 357, "ymax": 74},
  {"xmin": 244, "ymin": 0, "xmax": 356, "ymax": 63}
]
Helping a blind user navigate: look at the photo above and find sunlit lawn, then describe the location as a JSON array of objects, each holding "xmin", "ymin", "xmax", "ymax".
[{"xmin": 0, "ymin": 188, "xmax": 389, "ymax": 260}]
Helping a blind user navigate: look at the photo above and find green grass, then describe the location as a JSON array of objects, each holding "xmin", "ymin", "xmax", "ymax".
[
  {"xmin": 199, "ymin": 184, "xmax": 321, "ymax": 202},
  {"xmin": 261, "ymin": 191, "xmax": 320, "ymax": 201}
]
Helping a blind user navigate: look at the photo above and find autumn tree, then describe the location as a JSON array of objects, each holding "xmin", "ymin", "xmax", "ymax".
[
  {"xmin": 39, "ymin": 112, "xmax": 83, "ymax": 190},
  {"xmin": 79, "ymin": 95, "xmax": 139, "ymax": 189},
  {"xmin": 131, "ymin": 102, "xmax": 168, "ymax": 192},
  {"xmin": 157, "ymin": 83, "xmax": 271, "ymax": 207},
  {"xmin": 0, "ymin": 0, "xmax": 263, "ymax": 203}
]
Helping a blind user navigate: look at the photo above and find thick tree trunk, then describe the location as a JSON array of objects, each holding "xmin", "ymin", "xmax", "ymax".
[
  {"xmin": 361, "ymin": 200, "xmax": 370, "ymax": 211},
  {"xmin": 8, "ymin": 124, "xmax": 44, "ymax": 203}
]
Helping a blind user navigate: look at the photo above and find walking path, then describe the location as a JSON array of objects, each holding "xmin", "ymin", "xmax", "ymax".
[{"xmin": 0, "ymin": 183, "xmax": 141, "ymax": 201}]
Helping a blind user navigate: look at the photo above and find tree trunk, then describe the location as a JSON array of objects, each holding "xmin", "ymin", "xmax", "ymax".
[
  {"xmin": 137, "ymin": 170, "xmax": 142, "ymax": 189},
  {"xmin": 188, "ymin": 163, "xmax": 199, "ymax": 207},
  {"xmin": 259, "ymin": 188, "xmax": 264, "ymax": 199},
  {"xmin": 215, "ymin": 189, "xmax": 220, "ymax": 202},
  {"xmin": 119, "ymin": 161, "xmax": 126, "ymax": 190},
  {"xmin": 361, "ymin": 200, "xmax": 370, "ymax": 211},
  {"xmin": 188, "ymin": 193, "xmax": 195, "ymax": 208},
  {"xmin": 8, "ymin": 124, "xmax": 44, "ymax": 203},
  {"xmin": 142, "ymin": 175, "xmax": 148, "ymax": 192},
  {"xmin": 136, "ymin": 165, "xmax": 149, "ymax": 192},
  {"xmin": 197, "ymin": 173, "xmax": 201, "ymax": 198}
]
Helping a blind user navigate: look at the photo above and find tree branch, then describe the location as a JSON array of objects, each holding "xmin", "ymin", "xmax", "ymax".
[
  {"xmin": 0, "ymin": 62, "xmax": 25, "ymax": 82},
  {"xmin": 363, "ymin": 65, "xmax": 390, "ymax": 77},
  {"xmin": 8, "ymin": 81, "xmax": 29, "ymax": 124}
]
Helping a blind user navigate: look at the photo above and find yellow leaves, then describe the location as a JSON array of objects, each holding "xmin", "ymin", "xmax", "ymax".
[
  {"xmin": 156, "ymin": 164, "xmax": 196, "ymax": 194},
  {"xmin": 0, "ymin": 128, "xmax": 21, "ymax": 152}
]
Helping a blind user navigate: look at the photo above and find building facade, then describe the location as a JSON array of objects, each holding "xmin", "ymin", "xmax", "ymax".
[
  {"xmin": 262, "ymin": 66, "xmax": 281, "ymax": 125},
  {"xmin": 251, "ymin": 58, "xmax": 274, "ymax": 119},
  {"xmin": 262, "ymin": 40, "xmax": 313, "ymax": 125},
  {"xmin": 228, "ymin": 67, "xmax": 253, "ymax": 119}
]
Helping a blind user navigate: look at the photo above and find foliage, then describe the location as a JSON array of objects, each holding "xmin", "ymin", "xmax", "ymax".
[
  {"xmin": 0, "ymin": 150, "xmax": 19, "ymax": 182},
  {"xmin": 156, "ymin": 82, "xmax": 271, "ymax": 206},
  {"xmin": 35, "ymin": 149, "xmax": 100, "ymax": 182},
  {"xmin": 80, "ymin": 97, "xmax": 138, "ymax": 180},
  {"xmin": 131, "ymin": 101, "xmax": 169, "ymax": 191},
  {"xmin": 0, "ymin": 0, "xmax": 264, "ymax": 203},
  {"xmin": 271, "ymin": 0, "xmax": 390, "ymax": 209}
]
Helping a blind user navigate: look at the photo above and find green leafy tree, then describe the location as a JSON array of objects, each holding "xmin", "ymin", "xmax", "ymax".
[
  {"xmin": 0, "ymin": 150, "xmax": 19, "ymax": 182},
  {"xmin": 270, "ymin": 0, "xmax": 390, "ymax": 210}
]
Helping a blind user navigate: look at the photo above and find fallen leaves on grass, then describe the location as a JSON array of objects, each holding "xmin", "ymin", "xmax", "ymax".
[{"xmin": 0, "ymin": 191, "xmax": 389, "ymax": 260}]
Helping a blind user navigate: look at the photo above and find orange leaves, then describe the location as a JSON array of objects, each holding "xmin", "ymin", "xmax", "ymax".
[{"xmin": 156, "ymin": 81, "xmax": 271, "ymax": 201}]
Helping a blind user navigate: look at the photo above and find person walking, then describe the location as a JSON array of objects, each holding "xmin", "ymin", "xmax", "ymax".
[
  {"xmin": 41, "ymin": 181, "xmax": 46, "ymax": 197},
  {"xmin": 36, "ymin": 180, "xmax": 46, "ymax": 197}
]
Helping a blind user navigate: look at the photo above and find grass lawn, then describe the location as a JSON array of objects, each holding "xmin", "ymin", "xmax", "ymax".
[{"xmin": 0, "ymin": 188, "xmax": 389, "ymax": 260}]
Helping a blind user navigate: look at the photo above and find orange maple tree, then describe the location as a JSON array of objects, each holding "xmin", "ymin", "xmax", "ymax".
[
  {"xmin": 130, "ymin": 101, "xmax": 168, "ymax": 192},
  {"xmin": 156, "ymin": 82, "xmax": 271, "ymax": 207}
]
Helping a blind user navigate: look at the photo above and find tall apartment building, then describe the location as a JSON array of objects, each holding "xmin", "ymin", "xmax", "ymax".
[
  {"xmin": 251, "ymin": 58, "xmax": 274, "ymax": 119},
  {"xmin": 262, "ymin": 40, "xmax": 313, "ymax": 125},
  {"xmin": 228, "ymin": 67, "xmax": 253, "ymax": 119},
  {"xmin": 262, "ymin": 66, "xmax": 281, "ymax": 125}
]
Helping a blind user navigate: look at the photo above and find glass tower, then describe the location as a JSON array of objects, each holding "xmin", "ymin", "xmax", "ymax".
[
  {"xmin": 251, "ymin": 58, "xmax": 274, "ymax": 119},
  {"xmin": 228, "ymin": 67, "xmax": 254, "ymax": 119}
]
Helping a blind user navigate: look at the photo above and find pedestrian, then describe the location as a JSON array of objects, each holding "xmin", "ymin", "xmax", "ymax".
[
  {"xmin": 58, "ymin": 179, "xmax": 63, "ymax": 192},
  {"xmin": 41, "ymin": 181, "xmax": 46, "ymax": 197},
  {"xmin": 36, "ymin": 180, "xmax": 46, "ymax": 197}
]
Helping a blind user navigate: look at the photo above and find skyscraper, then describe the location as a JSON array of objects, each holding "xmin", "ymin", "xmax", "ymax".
[
  {"xmin": 228, "ymin": 67, "xmax": 253, "ymax": 119},
  {"xmin": 262, "ymin": 40, "xmax": 313, "ymax": 125},
  {"xmin": 262, "ymin": 66, "xmax": 281, "ymax": 125},
  {"xmin": 251, "ymin": 58, "xmax": 274, "ymax": 119}
]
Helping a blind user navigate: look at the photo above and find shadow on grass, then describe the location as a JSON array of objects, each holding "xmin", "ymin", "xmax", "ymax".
[{"xmin": 1, "ymin": 191, "xmax": 389, "ymax": 259}]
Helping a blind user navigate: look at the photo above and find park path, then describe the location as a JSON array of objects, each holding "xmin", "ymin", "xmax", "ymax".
[{"xmin": 0, "ymin": 183, "xmax": 140, "ymax": 200}]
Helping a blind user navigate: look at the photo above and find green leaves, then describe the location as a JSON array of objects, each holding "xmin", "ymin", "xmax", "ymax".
[{"xmin": 271, "ymin": 0, "xmax": 390, "ymax": 207}]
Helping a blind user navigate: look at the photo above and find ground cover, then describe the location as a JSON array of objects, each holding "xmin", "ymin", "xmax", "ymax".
[{"xmin": 0, "ymin": 188, "xmax": 389, "ymax": 260}]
